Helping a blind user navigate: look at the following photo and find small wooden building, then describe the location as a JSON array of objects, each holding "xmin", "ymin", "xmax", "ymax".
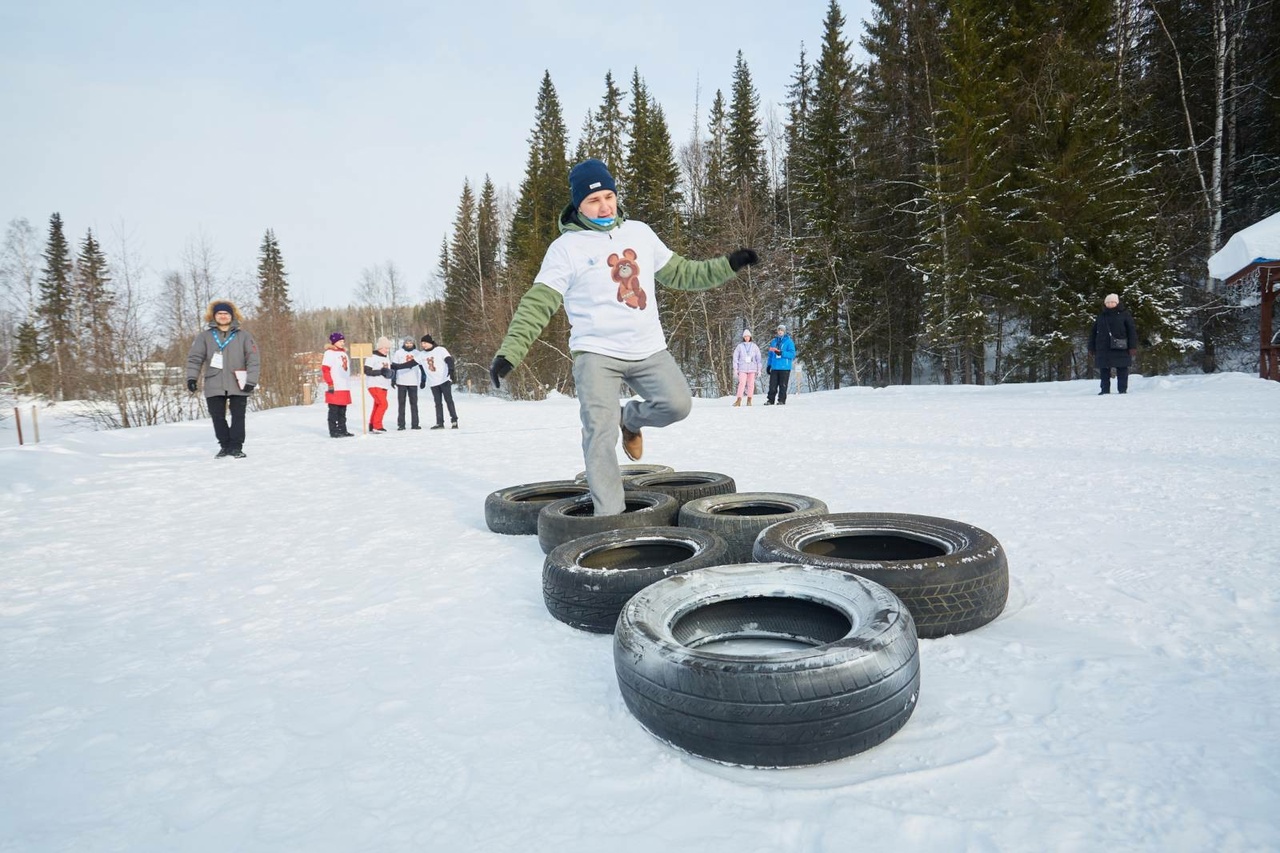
[{"xmin": 1208, "ymin": 212, "xmax": 1280, "ymax": 381}]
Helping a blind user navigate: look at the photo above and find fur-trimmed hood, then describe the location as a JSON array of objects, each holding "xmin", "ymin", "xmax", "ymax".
[{"xmin": 203, "ymin": 300, "xmax": 244, "ymax": 325}]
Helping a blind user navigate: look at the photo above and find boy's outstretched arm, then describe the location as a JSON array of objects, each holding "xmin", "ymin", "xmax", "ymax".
[
  {"xmin": 655, "ymin": 248, "xmax": 758, "ymax": 292},
  {"xmin": 491, "ymin": 283, "xmax": 563, "ymax": 388}
]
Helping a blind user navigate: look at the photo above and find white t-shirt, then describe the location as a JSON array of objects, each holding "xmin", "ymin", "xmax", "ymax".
[
  {"xmin": 321, "ymin": 348, "xmax": 350, "ymax": 392},
  {"xmin": 418, "ymin": 346, "xmax": 452, "ymax": 387},
  {"xmin": 365, "ymin": 351, "xmax": 392, "ymax": 390},
  {"xmin": 534, "ymin": 219, "xmax": 675, "ymax": 360}
]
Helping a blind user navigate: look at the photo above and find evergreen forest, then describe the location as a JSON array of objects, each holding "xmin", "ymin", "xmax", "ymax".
[{"xmin": 2, "ymin": 0, "xmax": 1276, "ymax": 422}]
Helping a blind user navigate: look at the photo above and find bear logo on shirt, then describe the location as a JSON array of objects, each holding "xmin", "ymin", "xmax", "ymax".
[{"xmin": 608, "ymin": 249, "xmax": 647, "ymax": 310}]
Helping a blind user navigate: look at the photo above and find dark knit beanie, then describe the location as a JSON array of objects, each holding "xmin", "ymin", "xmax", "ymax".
[
  {"xmin": 329, "ymin": 331, "xmax": 345, "ymax": 344},
  {"xmin": 569, "ymin": 158, "xmax": 616, "ymax": 209},
  {"xmin": 420, "ymin": 334, "xmax": 434, "ymax": 346},
  {"xmin": 212, "ymin": 301, "xmax": 233, "ymax": 315}
]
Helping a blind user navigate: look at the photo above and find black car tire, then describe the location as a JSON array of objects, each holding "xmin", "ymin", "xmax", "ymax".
[
  {"xmin": 678, "ymin": 492, "xmax": 829, "ymax": 563},
  {"xmin": 536, "ymin": 490, "xmax": 679, "ymax": 555},
  {"xmin": 484, "ymin": 479, "xmax": 592, "ymax": 535},
  {"xmin": 623, "ymin": 471, "xmax": 736, "ymax": 509},
  {"xmin": 574, "ymin": 463, "xmax": 675, "ymax": 483},
  {"xmin": 753, "ymin": 512, "xmax": 1009, "ymax": 638},
  {"xmin": 543, "ymin": 526, "xmax": 730, "ymax": 633},
  {"xmin": 613, "ymin": 562, "xmax": 920, "ymax": 767}
]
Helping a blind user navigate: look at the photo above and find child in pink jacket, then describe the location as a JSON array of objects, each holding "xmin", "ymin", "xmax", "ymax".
[{"xmin": 732, "ymin": 329, "xmax": 763, "ymax": 406}]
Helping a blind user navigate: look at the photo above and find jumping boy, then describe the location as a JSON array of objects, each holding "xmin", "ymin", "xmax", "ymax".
[{"xmin": 490, "ymin": 158, "xmax": 759, "ymax": 515}]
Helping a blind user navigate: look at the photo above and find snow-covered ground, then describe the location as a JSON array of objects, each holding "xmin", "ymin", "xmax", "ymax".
[{"xmin": 2, "ymin": 373, "xmax": 1277, "ymax": 852}]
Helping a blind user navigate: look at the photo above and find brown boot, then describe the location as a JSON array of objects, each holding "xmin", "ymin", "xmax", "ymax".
[
  {"xmin": 620, "ymin": 418, "xmax": 643, "ymax": 461},
  {"xmin": 746, "ymin": 397, "xmax": 752, "ymax": 406},
  {"xmin": 733, "ymin": 398, "xmax": 741, "ymax": 407}
]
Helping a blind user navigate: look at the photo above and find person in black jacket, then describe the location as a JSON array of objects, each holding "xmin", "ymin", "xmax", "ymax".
[{"xmin": 1088, "ymin": 293, "xmax": 1138, "ymax": 395}]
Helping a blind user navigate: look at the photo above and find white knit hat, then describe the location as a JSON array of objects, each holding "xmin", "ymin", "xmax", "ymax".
[
  {"xmin": 376, "ymin": 336, "xmax": 391, "ymax": 351},
  {"xmin": 742, "ymin": 329, "xmax": 752, "ymax": 338}
]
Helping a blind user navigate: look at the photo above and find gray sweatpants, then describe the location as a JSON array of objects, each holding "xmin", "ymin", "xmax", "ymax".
[{"xmin": 573, "ymin": 349, "xmax": 693, "ymax": 515}]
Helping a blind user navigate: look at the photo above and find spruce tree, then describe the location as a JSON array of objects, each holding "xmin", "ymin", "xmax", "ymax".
[
  {"xmin": 476, "ymin": 176, "xmax": 501, "ymax": 290},
  {"xmin": 572, "ymin": 73, "xmax": 628, "ymax": 169},
  {"xmin": 594, "ymin": 71, "xmax": 628, "ymax": 172},
  {"xmin": 74, "ymin": 228, "xmax": 114, "ymax": 392},
  {"xmin": 917, "ymin": 0, "xmax": 1017, "ymax": 384},
  {"xmin": 256, "ymin": 229, "xmax": 292, "ymax": 316},
  {"xmin": 624, "ymin": 70, "xmax": 682, "ymax": 235},
  {"xmin": 726, "ymin": 51, "xmax": 769, "ymax": 208},
  {"xmin": 444, "ymin": 180, "xmax": 479, "ymax": 349},
  {"xmin": 851, "ymin": 0, "xmax": 943, "ymax": 384},
  {"xmin": 1015, "ymin": 3, "xmax": 1183, "ymax": 379},
  {"xmin": 780, "ymin": 46, "xmax": 813, "ymax": 238},
  {"xmin": 435, "ymin": 236, "xmax": 451, "ymax": 306},
  {"xmin": 37, "ymin": 212, "xmax": 74, "ymax": 399},
  {"xmin": 459, "ymin": 175, "xmax": 505, "ymax": 387},
  {"xmin": 503, "ymin": 71, "xmax": 571, "ymax": 398},
  {"xmin": 710, "ymin": 51, "xmax": 775, "ymax": 392},
  {"xmin": 704, "ymin": 90, "xmax": 731, "ymax": 223},
  {"xmin": 507, "ymin": 72, "xmax": 570, "ymax": 273},
  {"xmin": 572, "ymin": 111, "xmax": 598, "ymax": 163},
  {"xmin": 792, "ymin": 0, "xmax": 859, "ymax": 388},
  {"xmin": 13, "ymin": 320, "xmax": 39, "ymax": 393},
  {"xmin": 253, "ymin": 229, "xmax": 298, "ymax": 407}
]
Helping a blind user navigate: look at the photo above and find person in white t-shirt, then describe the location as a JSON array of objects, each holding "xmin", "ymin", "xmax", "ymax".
[
  {"xmin": 391, "ymin": 337, "xmax": 425, "ymax": 430},
  {"xmin": 362, "ymin": 336, "xmax": 393, "ymax": 433},
  {"xmin": 418, "ymin": 334, "xmax": 458, "ymax": 429},
  {"xmin": 321, "ymin": 332, "xmax": 354, "ymax": 438},
  {"xmin": 489, "ymin": 158, "xmax": 760, "ymax": 515}
]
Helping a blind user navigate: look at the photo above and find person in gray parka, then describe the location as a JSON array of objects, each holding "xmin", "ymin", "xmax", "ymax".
[{"xmin": 187, "ymin": 299, "xmax": 261, "ymax": 458}]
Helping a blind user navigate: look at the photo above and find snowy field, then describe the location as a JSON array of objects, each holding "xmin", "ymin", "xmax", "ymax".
[{"xmin": 1, "ymin": 372, "xmax": 1278, "ymax": 852}]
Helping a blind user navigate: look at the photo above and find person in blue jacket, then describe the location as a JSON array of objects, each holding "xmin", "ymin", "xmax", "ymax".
[{"xmin": 765, "ymin": 324, "xmax": 797, "ymax": 405}]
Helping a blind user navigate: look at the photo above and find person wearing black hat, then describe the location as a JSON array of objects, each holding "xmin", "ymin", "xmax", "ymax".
[
  {"xmin": 391, "ymin": 336, "xmax": 426, "ymax": 430},
  {"xmin": 489, "ymin": 157, "xmax": 761, "ymax": 516},
  {"xmin": 186, "ymin": 299, "xmax": 260, "ymax": 458},
  {"xmin": 419, "ymin": 334, "xmax": 459, "ymax": 429},
  {"xmin": 322, "ymin": 332, "xmax": 355, "ymax": 437}
]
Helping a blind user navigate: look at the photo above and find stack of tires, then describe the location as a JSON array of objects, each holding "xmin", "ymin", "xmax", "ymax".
[{"xmin": 483, "ymin": 464, "xmax": 1008, "ymax": 768}]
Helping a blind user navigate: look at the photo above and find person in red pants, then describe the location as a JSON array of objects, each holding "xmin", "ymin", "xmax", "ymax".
[{"xmin": 363, "ymin": 336, "xmax": 393, "ymax": 432}]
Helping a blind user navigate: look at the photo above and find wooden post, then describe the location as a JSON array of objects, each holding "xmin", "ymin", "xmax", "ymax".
[
  {"xmin": 31, "ymin": 406, "xmax": 38, "ymax": 444},
  {"xmin": 302, "ymin": 382, "xmax": 312, "ymax": 405},
  {"xmin": 13, "ymin": 407, "xmax": 22, "ymax": 446},
  {"xmin": 349, "ymin": 343, "xmax": 373, "ymax": 433}
]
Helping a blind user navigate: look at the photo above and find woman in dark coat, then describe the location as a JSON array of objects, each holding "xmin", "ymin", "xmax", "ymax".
[{"xmin": 1088, "ymin": 293, "xmax": 1138, "ymax": 395}]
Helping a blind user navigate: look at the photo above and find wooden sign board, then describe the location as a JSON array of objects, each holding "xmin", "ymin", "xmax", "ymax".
[{"xmin": 349, "ymin": 342, "xmax": 373, "ymax": 358}]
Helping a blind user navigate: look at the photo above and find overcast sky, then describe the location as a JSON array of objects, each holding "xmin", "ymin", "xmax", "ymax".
[{"xmin": 1, "ymin": 1, "xmax": 873, "ymax": 310}]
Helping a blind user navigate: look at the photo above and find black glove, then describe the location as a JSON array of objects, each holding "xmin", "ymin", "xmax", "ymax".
[
  {"xmin": 243, "ymin": 383, "xmax": 255, "ymax": 394},
  {"xmin": 381, "ymin": 367, "xmax": 392, "ymax": 378},
  {"xmin": 766, "ymin": 366, "xmax": 771, "ymax": 375},
  {"xmin": 327, "ymin": 385, "xmax": 335, "ymax": 394},
  {"xmin": 420, "ymin": 381, "xmax": 426, "ymax": 389},
  {"xmin": 490, "ymin": 355, "xmax": 513, "ymax": 388},
  {"xmin": 187, "ymin": 378, "xmax": 198, "ymax": 393},
  {"xmin": 727, "ymin": 248, "xmax": 759, "ymax": 272}
]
